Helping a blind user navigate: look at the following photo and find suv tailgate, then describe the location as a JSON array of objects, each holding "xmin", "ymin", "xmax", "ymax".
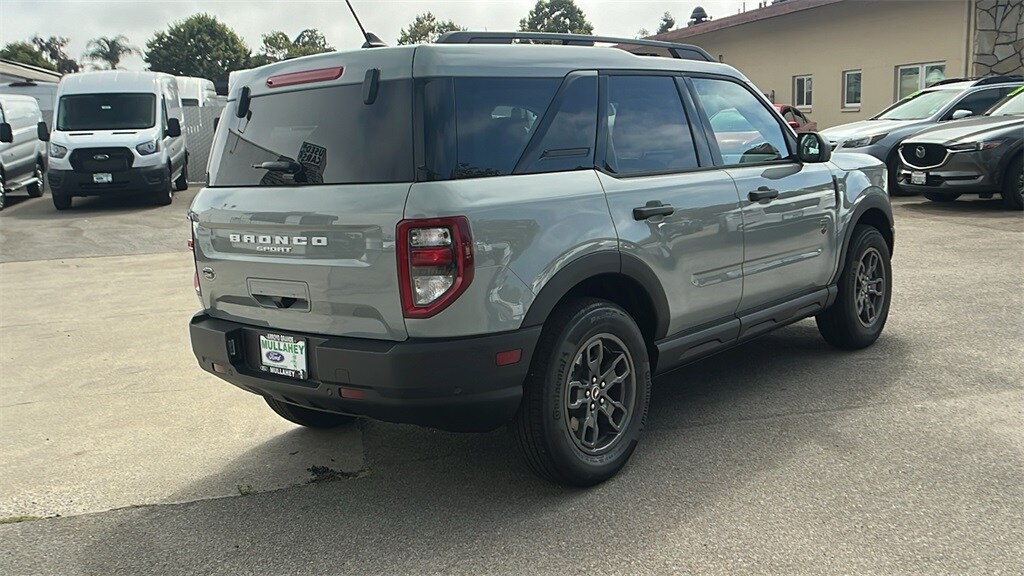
[{"xmin": 191, "ymin": 184, "xmax": 410, "ymax": 340}]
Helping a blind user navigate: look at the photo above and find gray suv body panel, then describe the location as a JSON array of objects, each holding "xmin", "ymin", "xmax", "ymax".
[{"xmin": 189, "ymin": 41, "xmax": 893, "ymax": 431}]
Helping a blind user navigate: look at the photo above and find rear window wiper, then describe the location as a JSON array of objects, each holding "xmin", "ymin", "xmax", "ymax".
[{"xmin": 252, "ymin": 160, "xmax": 302, "ymax": 174}]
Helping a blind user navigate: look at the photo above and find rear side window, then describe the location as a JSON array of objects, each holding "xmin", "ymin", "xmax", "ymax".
[
  {"xmin": 606, "ymin": 75, "xmax": 699, "ymax": 175},
  {"xmin": 419, "ymin": 77, "xmax": 560, "ymax": 180},
  {"xmin": 519, "ymin": 75, "xmax": 598, "ymax": 175},
  {"xmin": 209, "ymin": 80, "xmax": 413, "ymax": 187}
]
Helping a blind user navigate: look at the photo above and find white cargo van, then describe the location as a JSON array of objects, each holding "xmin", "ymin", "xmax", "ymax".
[
  {"xmin": 0, "ymin": 94, "xmax": 48, "ymax": 211},
  {"xmin": 175, "ymin": 76, "xmax": 217, "ymax": 107},
  {"xmin": 47, "ymin": 71, "xmax": 188, "ymax": 210}
]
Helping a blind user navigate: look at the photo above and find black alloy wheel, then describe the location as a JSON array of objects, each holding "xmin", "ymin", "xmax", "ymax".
[{"xmin": 513, "ymin": 298, "xmax": 652, "ymax": 487}]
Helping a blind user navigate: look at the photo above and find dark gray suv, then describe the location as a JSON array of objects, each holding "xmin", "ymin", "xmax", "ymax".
[{"xmin": 188, "ymin": 32, "xmax": 895, "ymax": 486}]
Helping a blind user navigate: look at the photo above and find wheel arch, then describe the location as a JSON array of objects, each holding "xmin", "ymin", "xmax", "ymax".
[
  {"xmin": 521, "ymin": 252, "xmax": 670, "ymax": 353},
  {"xmin": 997, "ymin": 146, "xmax": 1023, "ymax": 187},
  {"xmin": 832, "ymin": 197, "xmax": 894, "ymax": 285}
]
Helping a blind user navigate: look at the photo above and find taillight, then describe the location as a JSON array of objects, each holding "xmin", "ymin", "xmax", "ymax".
[{"xmin": 397, "ymin": 217, "xmax": 474, "ymax": 318}]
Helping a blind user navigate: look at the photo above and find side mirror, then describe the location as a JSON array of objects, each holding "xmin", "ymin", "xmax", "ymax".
[
  {"xmin": 797, "ymin": 132, "xmax": 831, "ymax": 163},
  {"xmin": 37, "ymin": 121, "xmax": 50, "ymax": 142},
  {"xmin": 0, "ymin": 122, "xmax": 12, "ymax": 144},
  {"xmin": 950, "ymin": 109, "xmax": 973, "ymax": 120},
  {"xmin": 166, "ymin": 118, "xmax": 182, "ymax": 138}
]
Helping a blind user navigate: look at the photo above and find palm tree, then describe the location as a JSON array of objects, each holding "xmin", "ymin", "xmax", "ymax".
[{"xmin": 83, "ymin": 35, "xmax": 141, "ymax": 70}]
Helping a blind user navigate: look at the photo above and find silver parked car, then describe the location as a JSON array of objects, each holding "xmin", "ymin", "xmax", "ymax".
[
  {"xmin": 0, "ymin": 94, "xmax": 49, "ymax": 210},
  {"xmin": 188, "ymin": 32, "xmax": 895, "ymax": 486},
  {"xmin": 821, "ymin": 75, "xmax": 1021, "ymax": 196}
]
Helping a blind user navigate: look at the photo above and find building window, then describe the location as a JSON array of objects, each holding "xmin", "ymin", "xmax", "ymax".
[
  {"xmin": 793, "ymin": 75, "xmax": 812, "ymax": 108},
  {"xmin": 896, "ymin": 62, "xmax": 946, "ymax": 100},
  {"xmin": 843, "ymin": 70, "xmax": 862, "ymax": 108}
]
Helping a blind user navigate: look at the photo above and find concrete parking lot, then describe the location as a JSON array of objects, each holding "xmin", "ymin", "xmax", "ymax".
[{"xmin": 0, "ymin": 188, "xmax": 1021, "ymax": 575}]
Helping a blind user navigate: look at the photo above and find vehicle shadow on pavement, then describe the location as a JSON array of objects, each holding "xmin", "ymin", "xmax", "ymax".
[
  {"xmin": 899, "ymin": 197, "xmax": 1015, "ymax": 216},
  {"xmin": 60, "ymin": 320, "xmax": 930, "ymax": 575},
  {"xmin": 0, "ymin": 191, "xmax": 187, "ymax": 220}
]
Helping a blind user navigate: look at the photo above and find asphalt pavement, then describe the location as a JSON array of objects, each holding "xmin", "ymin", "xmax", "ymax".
[{"xmin": 0, "ymin": 188, "xmax": 1021, "ymax": 575}]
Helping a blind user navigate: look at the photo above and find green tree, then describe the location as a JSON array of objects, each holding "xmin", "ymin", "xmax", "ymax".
[
  {"xmin": 657, "ymin": 12, "xmax": 676, "ymax": 34},
  {"xmin": 519, "ymin": 0, "xmax": 594, "ymax": 35},
  {"xmin": 251, "ymin": 28, "xmax": 333, "ymax": 65},
  {"xmin": 84, "ymin": 35, "xmax": 141, "ymax": 70},
  {"xmin": 0, "ymin": 41, "xmax": 55, "ymax": 71},
  {"xmin": 145, "ymin": 13, "xmax": 251, "ymax": 85},
  {"xmin": 397, "ymin": 12, "xmax": 465, "ymax": 45},
  {"xmin": 636, "ymin": 28, "xmax": 650, "ymax": 39},
  {"xmin": 32, "ymin": 36, "xmax": 79, "ymax": 73}
]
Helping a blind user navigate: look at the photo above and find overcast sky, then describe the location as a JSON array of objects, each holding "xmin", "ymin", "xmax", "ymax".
[{"xmin": 1, "ymin": 0, "xmax": 749, "ymax": 70}]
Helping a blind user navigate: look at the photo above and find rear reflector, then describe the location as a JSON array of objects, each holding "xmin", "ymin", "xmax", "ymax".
[
  {"xmin": 266, "ymin": 66, "xmax": 344, "ymax": 88},
  {"xmin": 340, "ymin": 388, "xmax": 365, "ymax": 400},
  {"xmin": 496, "ymin": 349, "xmax": 522, "ymax": 366}
]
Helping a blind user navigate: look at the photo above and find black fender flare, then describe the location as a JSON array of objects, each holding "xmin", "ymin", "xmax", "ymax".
[
  {"xmin": 831, "ymin": 194, "xmax": 894, "ymax": 285},
  {"xmin": 520, "ymin": 251, "xmax": 671, "ymax": 340}
]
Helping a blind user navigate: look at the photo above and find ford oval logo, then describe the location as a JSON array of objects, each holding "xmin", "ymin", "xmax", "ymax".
[
  {"xmin": 93, "ymin": 154, "xmax": 110, "ymax": 161},
  {"xmin": 915, "ymin": 146, "xmax": 926, "ymax": 159},
  {"xmin": 265, "ymin": 351, "xmax": 285, "ymax": 362}
]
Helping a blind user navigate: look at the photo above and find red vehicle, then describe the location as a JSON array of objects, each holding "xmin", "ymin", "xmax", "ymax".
[{"xmin": 775, "ymin": 104, "xmax": 817, "ymax": 132}]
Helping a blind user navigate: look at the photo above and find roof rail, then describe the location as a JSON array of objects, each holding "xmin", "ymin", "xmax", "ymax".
[
  {"xmin": 974, "ymin": 74, "xmax": 1023, "ymax": 86},
  {"xmin": 929, "ymin": 77, "xmax": 971, "ymax": 86},
  {"xmin": 436, "ymin": 31, "xmax": 716, "ymax": 62}
]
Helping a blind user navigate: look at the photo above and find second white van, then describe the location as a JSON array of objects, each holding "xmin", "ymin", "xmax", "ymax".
[{"xmin": 47, "ymin": 71, "xmax": 188, "ymax": 210}]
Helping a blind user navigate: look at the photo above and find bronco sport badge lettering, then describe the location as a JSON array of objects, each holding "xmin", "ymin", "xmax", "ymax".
[{"xmin": 228, "ymin": 233, "xmax": 328, "ymax": 253}]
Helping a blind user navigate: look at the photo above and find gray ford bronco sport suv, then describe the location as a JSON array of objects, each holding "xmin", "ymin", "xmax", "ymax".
[{"xmin": 189, "ymin": 32, "xmax": 894, "ymax": 486}]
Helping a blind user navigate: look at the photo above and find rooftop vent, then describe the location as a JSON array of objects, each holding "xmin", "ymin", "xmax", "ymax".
[{"xmin": 689, "ymin": 6, "xmax": 710, "ymax": 26}]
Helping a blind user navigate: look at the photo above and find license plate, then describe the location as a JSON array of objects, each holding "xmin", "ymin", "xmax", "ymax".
[
  {"xmin": 93, "ymin": 173, "xmax": 112, "ymax": 184},
  {"xmin": 911, "ymin": 171, "xmax": 927, "ymax": 185},
  {"xmin": 258, "ymin": 332, "xmax": 307, "ymax": 380}
]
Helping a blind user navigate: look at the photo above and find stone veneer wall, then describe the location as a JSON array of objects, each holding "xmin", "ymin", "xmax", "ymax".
[{"xmin": 973, "ymin": 0, "xmax": 1023, "ymax": 76}]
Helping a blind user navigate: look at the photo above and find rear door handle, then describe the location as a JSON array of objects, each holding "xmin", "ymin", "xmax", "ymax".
[
  {"xmin": 633, "ymin": 200, "xmax": 675, "ymax": 220},
  {"xmin": 748, "ymin": 187, "xmax": 780, "ymax": 202}
]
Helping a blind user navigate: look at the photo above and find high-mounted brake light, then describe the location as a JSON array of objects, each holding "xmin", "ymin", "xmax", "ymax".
[
  {"xmin": 397, "ymin": 217, "xmax": 474, "ymax": 319},
  {"xmin": 266, "ymin": 67, "xmax": 344, "ymax": 89}
]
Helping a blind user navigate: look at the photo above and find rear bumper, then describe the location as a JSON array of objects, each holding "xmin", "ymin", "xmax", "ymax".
[
  {"xmin": 189, "ymin": 313, "xmax": 541, "ymax": 432},
  {"xmin": 48, "ymin": 167, "xmax": 169, "ymax": 197}
]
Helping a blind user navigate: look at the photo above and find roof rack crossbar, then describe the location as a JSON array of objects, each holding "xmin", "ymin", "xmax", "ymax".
[{"xmin": 436, "ymin": 31, "xmax": 716, "ymax": 62}]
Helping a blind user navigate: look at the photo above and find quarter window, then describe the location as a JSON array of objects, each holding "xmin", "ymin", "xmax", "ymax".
[
  {"xmin": 843, "ymin": 70, "xmax": 862, "ymax": 108},
  {"xmin": 793, "ymin": 75, "xmax": 812, "ymax": 108},
  {"xmin": 604, "ymin": 75, "xmax": 699, "ymax": 175},
  {"xmin": 896, "ymin": 62, "xmax": 946, "ymax": 100},
  {"xmin": 692, "ymin": 77, "xmax": 789, "ymax": 166}
]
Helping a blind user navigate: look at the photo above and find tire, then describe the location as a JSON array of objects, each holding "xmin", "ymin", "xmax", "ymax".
[
  {"xmin": 264, "ymin": 397, "xmax": 357, "ymax": 428},
  {"xmin": 52, "ymin": 191, "xmax": 71, "ymax": 210},
  {"xmin": 923, "ymin": 192, "xmax": 960, "ymax": 202},
  {"xmin": 1001, "ymin": 156, "xmax": 1023, "ymax": 211},
  {"xmin": 513, "ymin": 298, "xmax": 652, "ymax": 487},
  {"xmin": 27, "ymin": 160, "xmax": 44, "ymax": 198},
  {"xmin": 153, "ymin": 166, "xmax": 173, "ymax": 206},
  {"xmin": 173, "ymin": 158, "xmax": 188, "ymax": 191},
  {"xmin": 816, "ymin": 225, "xmax": 892, "ymax": 349}
]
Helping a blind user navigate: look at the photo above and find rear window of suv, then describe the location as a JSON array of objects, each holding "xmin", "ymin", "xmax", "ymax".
[{"xmin": 209, "ymin": 80, "xmax": 414, "ymax": 187}]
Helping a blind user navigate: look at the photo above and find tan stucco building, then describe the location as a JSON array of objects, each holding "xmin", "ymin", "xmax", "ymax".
[{"xmin": 650, "ymin": 0, "xmax": 1023, "ymax": 130}]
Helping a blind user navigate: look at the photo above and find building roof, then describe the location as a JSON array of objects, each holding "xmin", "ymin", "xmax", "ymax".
[
  {"xmin": 0, "ymin": 59, "xmax": 62, "ymax": 84},
  {"xmin": 650, "ymin": 0, "xmax": 846, "ymax": 42}
]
